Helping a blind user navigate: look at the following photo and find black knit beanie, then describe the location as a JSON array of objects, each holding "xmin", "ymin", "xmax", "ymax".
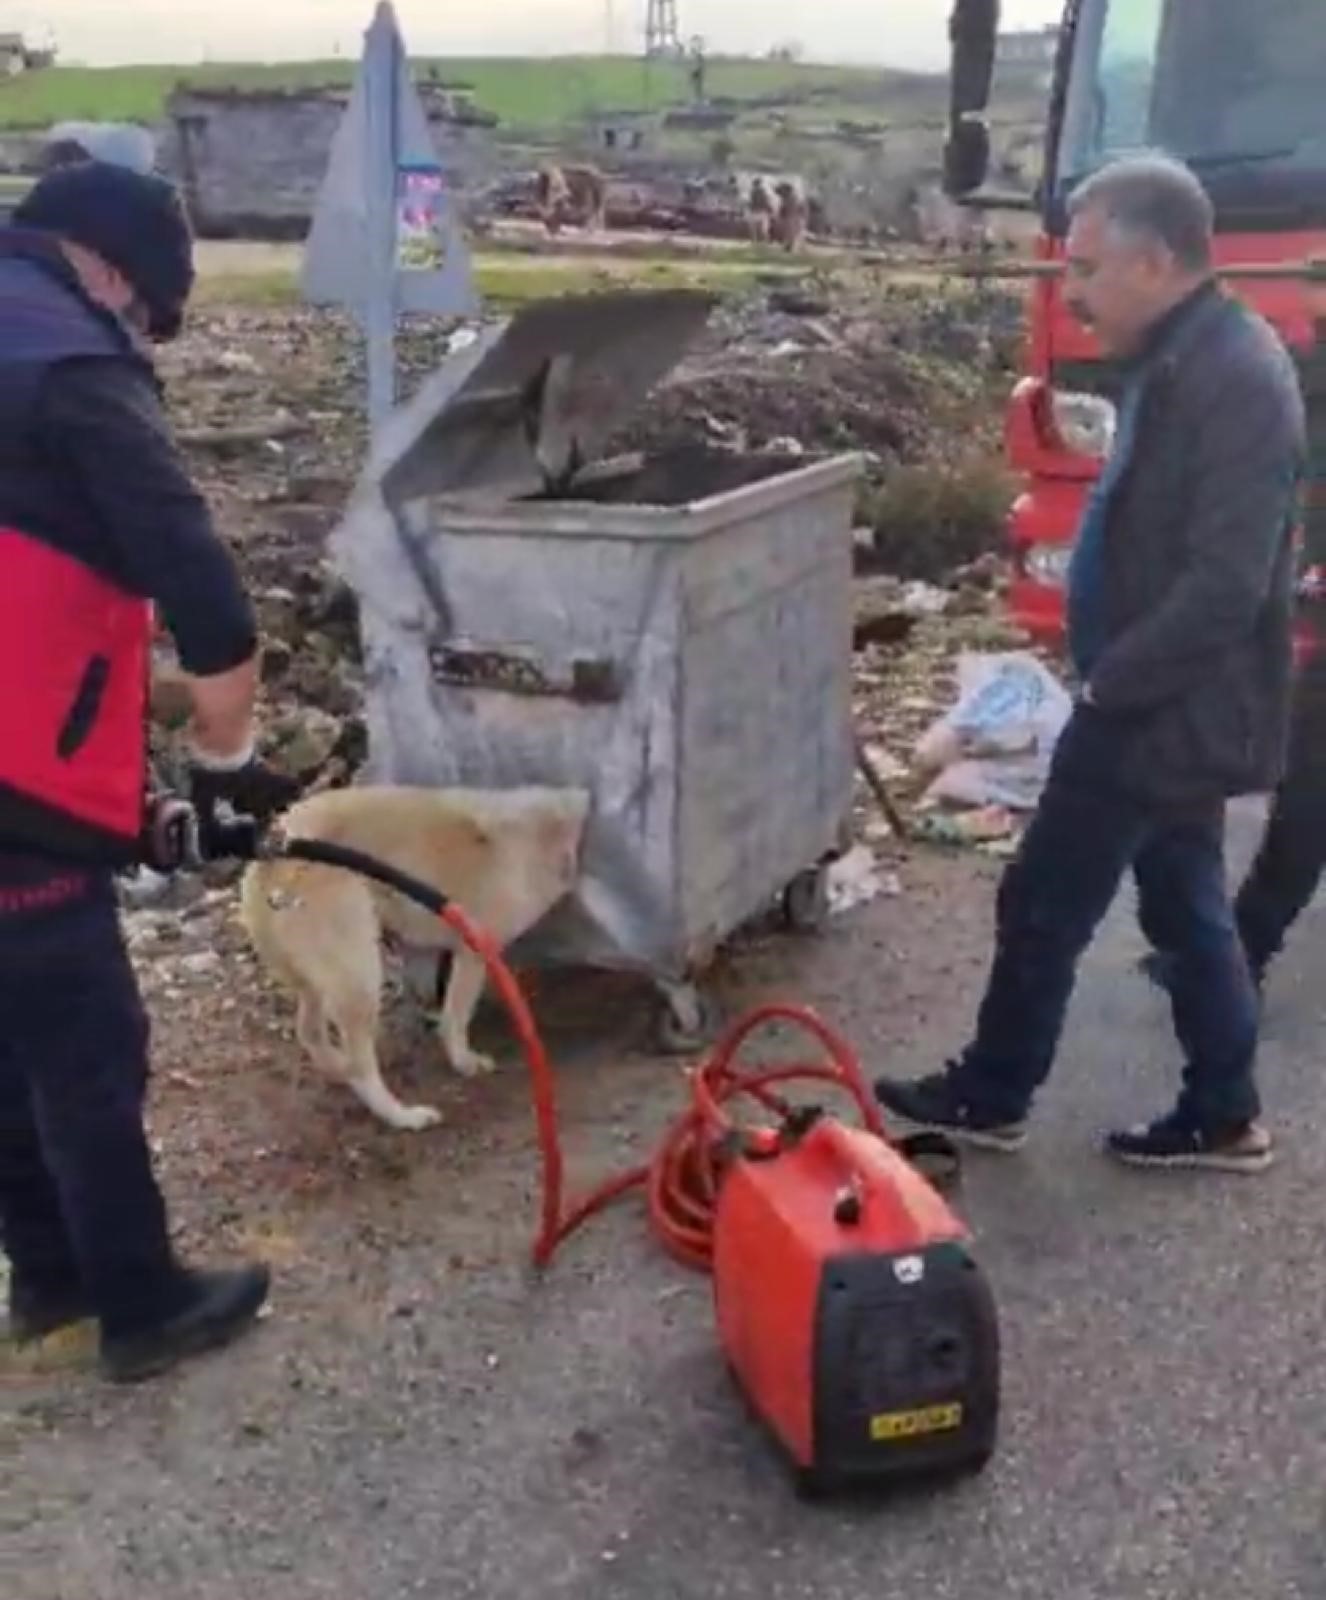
[{"xmin": 14, "ymin": 160, "xmax": 195, "ymax": 342}]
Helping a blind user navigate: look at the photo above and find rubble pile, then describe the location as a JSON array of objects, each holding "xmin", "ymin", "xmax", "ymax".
[{"xmin": 151, "ymin": 308, "xmax": 460, "ymax": 792}]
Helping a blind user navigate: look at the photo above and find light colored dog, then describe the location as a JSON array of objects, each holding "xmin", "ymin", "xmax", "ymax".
[{"xmin": 239, "ymin": 784, "xmax": 591, "ymax": 1131}]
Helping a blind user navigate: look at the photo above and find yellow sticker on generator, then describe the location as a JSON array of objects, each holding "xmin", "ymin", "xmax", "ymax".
[{"xmin": 870, "ymin": 1402, "xmax": 964, "ymax": 1441}]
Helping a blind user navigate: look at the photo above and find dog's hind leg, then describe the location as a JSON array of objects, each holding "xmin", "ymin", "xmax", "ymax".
[
  {"xmin": 340, "ymin": 1017, "xmax": 444, "ymax": 1132},
  {"xmin": 436, "ymin": 949, "xmax": 497, "ymax": 1078},
  {"xmin": 332, "ymin": 993, "xmax": 444, "ymax": 1131},
  {"xmin": 282, "ymin": 883, "xmax": 443, "ymax": 1133},
  {"xmin": 294, "ymin": 988, "xmax": 334, "ymax": 1069},
  {"xmin": 347, "ymin": 1062, "xmax": 443, "ymax": 1132}
]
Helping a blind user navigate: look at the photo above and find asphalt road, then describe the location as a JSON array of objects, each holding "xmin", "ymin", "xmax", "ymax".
[{"xmin": 8, "ymin": 801, "xmax": 1326, "ymax": 1600}]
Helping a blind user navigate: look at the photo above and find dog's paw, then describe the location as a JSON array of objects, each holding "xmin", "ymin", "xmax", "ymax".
[
  {"xmin": 392, "ymin": 1103, "xmax": 444, "ymax": 1132},
  {"xmin": 450, "ymin": 1050, "xmax": 498, "ymax": 1079}
]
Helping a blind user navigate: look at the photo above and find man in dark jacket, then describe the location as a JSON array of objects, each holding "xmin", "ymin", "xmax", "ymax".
[
  {"xmin": 0, "ymin": 162, "xmax": 297, "ymax": 1379},
  {"xmin": 1143, "ymin": 302, "xmax": 1324, "ymax": 993},
  {"xmin": 875, "ymin": 154, "xmax": 1306, "ymax": 1173}
]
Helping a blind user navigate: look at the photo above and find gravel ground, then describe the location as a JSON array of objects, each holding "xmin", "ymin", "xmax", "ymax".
[{"xmin": 6, "ymin": 803, "xmax": 1326, "ymax": 1599}]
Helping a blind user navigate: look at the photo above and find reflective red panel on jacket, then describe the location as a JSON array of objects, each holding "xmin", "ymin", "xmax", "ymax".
[{"xmin": 0, "ymin": 526, "xmax": 149, "ymax": 841}]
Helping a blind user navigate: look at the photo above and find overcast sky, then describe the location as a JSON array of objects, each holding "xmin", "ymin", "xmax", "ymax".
[{"xmin": 13, "ymin": 0, "xmax": 1062, "ymax": 68}]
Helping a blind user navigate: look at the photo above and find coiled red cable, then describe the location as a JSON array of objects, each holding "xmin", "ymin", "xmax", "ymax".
[{"xmin": 440, "ymin": 904, "xmax": 887, "ymax": 1271}]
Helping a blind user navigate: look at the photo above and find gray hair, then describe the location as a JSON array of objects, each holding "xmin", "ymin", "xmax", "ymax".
[{"xmin": 1068, "ymin": 153, "xmax": 1214, "ymax": 273}]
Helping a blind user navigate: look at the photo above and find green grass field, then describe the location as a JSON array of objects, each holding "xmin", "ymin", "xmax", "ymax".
[
  {"xmin": 189, "ymin": 239, "xmax": 808, "ymax": 310},
  {"xmin": 0, "ymin": 55, "xmax": 942, "ymax": 133}
]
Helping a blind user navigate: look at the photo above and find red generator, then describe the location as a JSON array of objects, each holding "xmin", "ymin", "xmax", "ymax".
[{"xmin": 712, "ymin": 1109, "xmax": 1000, "ymax": 1495}]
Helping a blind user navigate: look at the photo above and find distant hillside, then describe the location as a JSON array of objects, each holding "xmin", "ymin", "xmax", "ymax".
[{"xmin": 0, "ymin": 55, "xmax": 956, "ymax": 134}]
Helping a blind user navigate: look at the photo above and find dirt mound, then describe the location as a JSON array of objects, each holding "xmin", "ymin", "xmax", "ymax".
[
  {"xmin": 616, "ymin": 277, "xmax": 1021, "ymax": 460},
  {"xmin": 614, "ymin": 276, "xmax": 1023, "ymax": 578}
]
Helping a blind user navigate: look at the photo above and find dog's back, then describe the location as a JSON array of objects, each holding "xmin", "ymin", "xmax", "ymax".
[{"xmin": 245, "ymin": 783, "xmax": 591, "ymax": 950}]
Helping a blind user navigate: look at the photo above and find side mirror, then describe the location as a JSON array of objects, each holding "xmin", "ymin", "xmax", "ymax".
[{"xmin": 945, "ymin": 0, "xmax": 999, "ymax": 197}]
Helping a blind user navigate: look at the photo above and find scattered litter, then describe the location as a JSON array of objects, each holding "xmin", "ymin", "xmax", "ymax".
[
  {"xmin": 898, "ymin": 581, "xmax": 951, "ymax": 618},
  {"xmin": 214, "ymin": 348, "xmax": 261, "ymax": 375},
  {"xmin": 180, "ymin": 951, "xmax": 222, "ymax": 977},
  {"xmin": 119, "ymin": 867, "xmax": 177, "ymax": 910},
  {"xmin": 852, "ymin": 576, "xmax": 951, "ymax": 650},
  {"xmin": 912, "ymin": 807, "xmax": 1017, "ymax": 849},
  {"xmin": 860, "ymin": 742, "xmax": 908, "ymax": 782},
  {"xmin": 827, "ymin": 845, "xmax": 900, "ymax": 915},
  {"xmin": 915, "ymin": 651, "xmax": 1071, "ymax": 812}
]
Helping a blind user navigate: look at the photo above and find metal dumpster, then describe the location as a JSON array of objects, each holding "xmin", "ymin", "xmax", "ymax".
[{"xmin": 331, "ymin": 288, "xmax": 864, "ymax": 1043}]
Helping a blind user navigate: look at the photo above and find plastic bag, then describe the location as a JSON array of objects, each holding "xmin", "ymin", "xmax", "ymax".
[{"xmin": 914, "ymin": 652, "xmax": 1072, "ymax": 812}]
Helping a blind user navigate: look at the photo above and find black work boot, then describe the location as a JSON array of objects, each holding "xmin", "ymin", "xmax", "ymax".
[
  {"xmin": 100, "ymin": 1264, "xmax": 270, "ymax": 1383},
  {"xmin": 7, "ymin": 1278, "xmax": 93, "ymax": 1344}
]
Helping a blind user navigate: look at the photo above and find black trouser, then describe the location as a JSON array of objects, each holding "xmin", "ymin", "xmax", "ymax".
[
  {"xmin": 952, "ymin": 772, "xmax": 1259, "ymax": 1130},
  {"xmin": 1232, "ymin": 659, "xmax": 1326, "ymax": 977},
  {"xmin": 0, "ymin": 854, "xmax": 187, "ymax": 1338}
]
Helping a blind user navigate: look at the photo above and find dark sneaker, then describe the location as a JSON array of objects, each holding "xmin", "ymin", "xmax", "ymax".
[
  {"xmin": 7, "ymin": 1280, "xmax": 93, "ymax": 1345},
  {"xmin": 1105, "ymin": 1112, "xmax": 1273, "ymax": 1174},
  {"xmin": 100, "ymin": 1264, "xmax": 270, "ymax": 1384},
  {"xmin": 874, "ymin": 1071, "xmax": 1028, "ymax": 1154}
]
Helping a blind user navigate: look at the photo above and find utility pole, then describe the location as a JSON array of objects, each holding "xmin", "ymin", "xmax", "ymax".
[{"xmin": 644, "ymin": 0, "xmax": 682, "ymax": 59}]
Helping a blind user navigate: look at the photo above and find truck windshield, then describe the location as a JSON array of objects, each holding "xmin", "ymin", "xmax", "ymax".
[{"xmin": 1055, "ymin": 0, "xmax": 1326, "ymax": 219}]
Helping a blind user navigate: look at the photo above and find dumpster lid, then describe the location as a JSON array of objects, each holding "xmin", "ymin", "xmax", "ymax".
[{"xmin": 380, "ymin": 287, "xmax": 718, "ymax": 503}]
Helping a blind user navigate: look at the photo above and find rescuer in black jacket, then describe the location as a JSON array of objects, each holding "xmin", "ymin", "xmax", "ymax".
[{"xmin": 0, "ymin": 162, "xmax": 297, "ymax": 1381}]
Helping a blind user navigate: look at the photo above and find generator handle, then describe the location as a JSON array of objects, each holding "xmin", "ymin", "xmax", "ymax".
[
  {"xmin": 689, "ymin": 1005, "xmax": 888, "ymax": 1142},
  {"xmin": 805, "ymin": 1117, "xmax": 968, "ymax": 1226}
]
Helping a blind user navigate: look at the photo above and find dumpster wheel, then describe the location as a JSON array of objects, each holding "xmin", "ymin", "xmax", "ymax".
[
  {"xmin": 653, "ymin": 980, "xmax": 720, "ymax": 1055},
  {"xmin": 782, "ymin": 862, "xmax": 831, "ymax": 934}
]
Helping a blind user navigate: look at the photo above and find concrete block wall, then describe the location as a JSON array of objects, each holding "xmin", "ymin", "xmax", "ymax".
[{"xmin": 162, "ymin": 90, "xmax": 497, "ymax": 237}]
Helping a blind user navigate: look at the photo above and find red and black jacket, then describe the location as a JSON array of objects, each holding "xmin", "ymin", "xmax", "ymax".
[{"xmin": 0, "ymin": 230, "xmax": 257, "ymax": 866}]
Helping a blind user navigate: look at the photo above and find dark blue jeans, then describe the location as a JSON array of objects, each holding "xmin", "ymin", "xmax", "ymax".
[
  {"xmin": 1234, "ymin": 777, "xmax": 1326, "ymax": 975},
  {"xmin": 950, "ymin": 778, "xmax": 1260, "ymax": 1129},
  {"xmin": 1231, "ymin": 659, "xmax": 1326, "ymax": 974},
  {"xmin": 0, "ymin": 855, "xmax": 186, "ymax": 1338}
]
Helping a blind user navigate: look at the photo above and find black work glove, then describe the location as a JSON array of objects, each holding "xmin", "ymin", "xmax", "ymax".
[{"xmin": 188, "ymin": 747, "xmax": 302, "ymax": 860}]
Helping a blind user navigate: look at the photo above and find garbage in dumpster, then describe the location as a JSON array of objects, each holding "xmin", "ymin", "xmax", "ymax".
[{"xmin": 913, "ymin": 651, "xmax": 1071, "ymax": 813}]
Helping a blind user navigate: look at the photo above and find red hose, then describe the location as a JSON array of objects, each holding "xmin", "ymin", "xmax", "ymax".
[{"xmin": 439, "ymin": 905, "xmax": 886, "ymax": 1272}]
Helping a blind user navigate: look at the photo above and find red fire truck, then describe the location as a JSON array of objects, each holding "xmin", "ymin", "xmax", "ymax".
[{"xmin": 944, "ymin": 0, "xmax": 1325, "ymax": 646}]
